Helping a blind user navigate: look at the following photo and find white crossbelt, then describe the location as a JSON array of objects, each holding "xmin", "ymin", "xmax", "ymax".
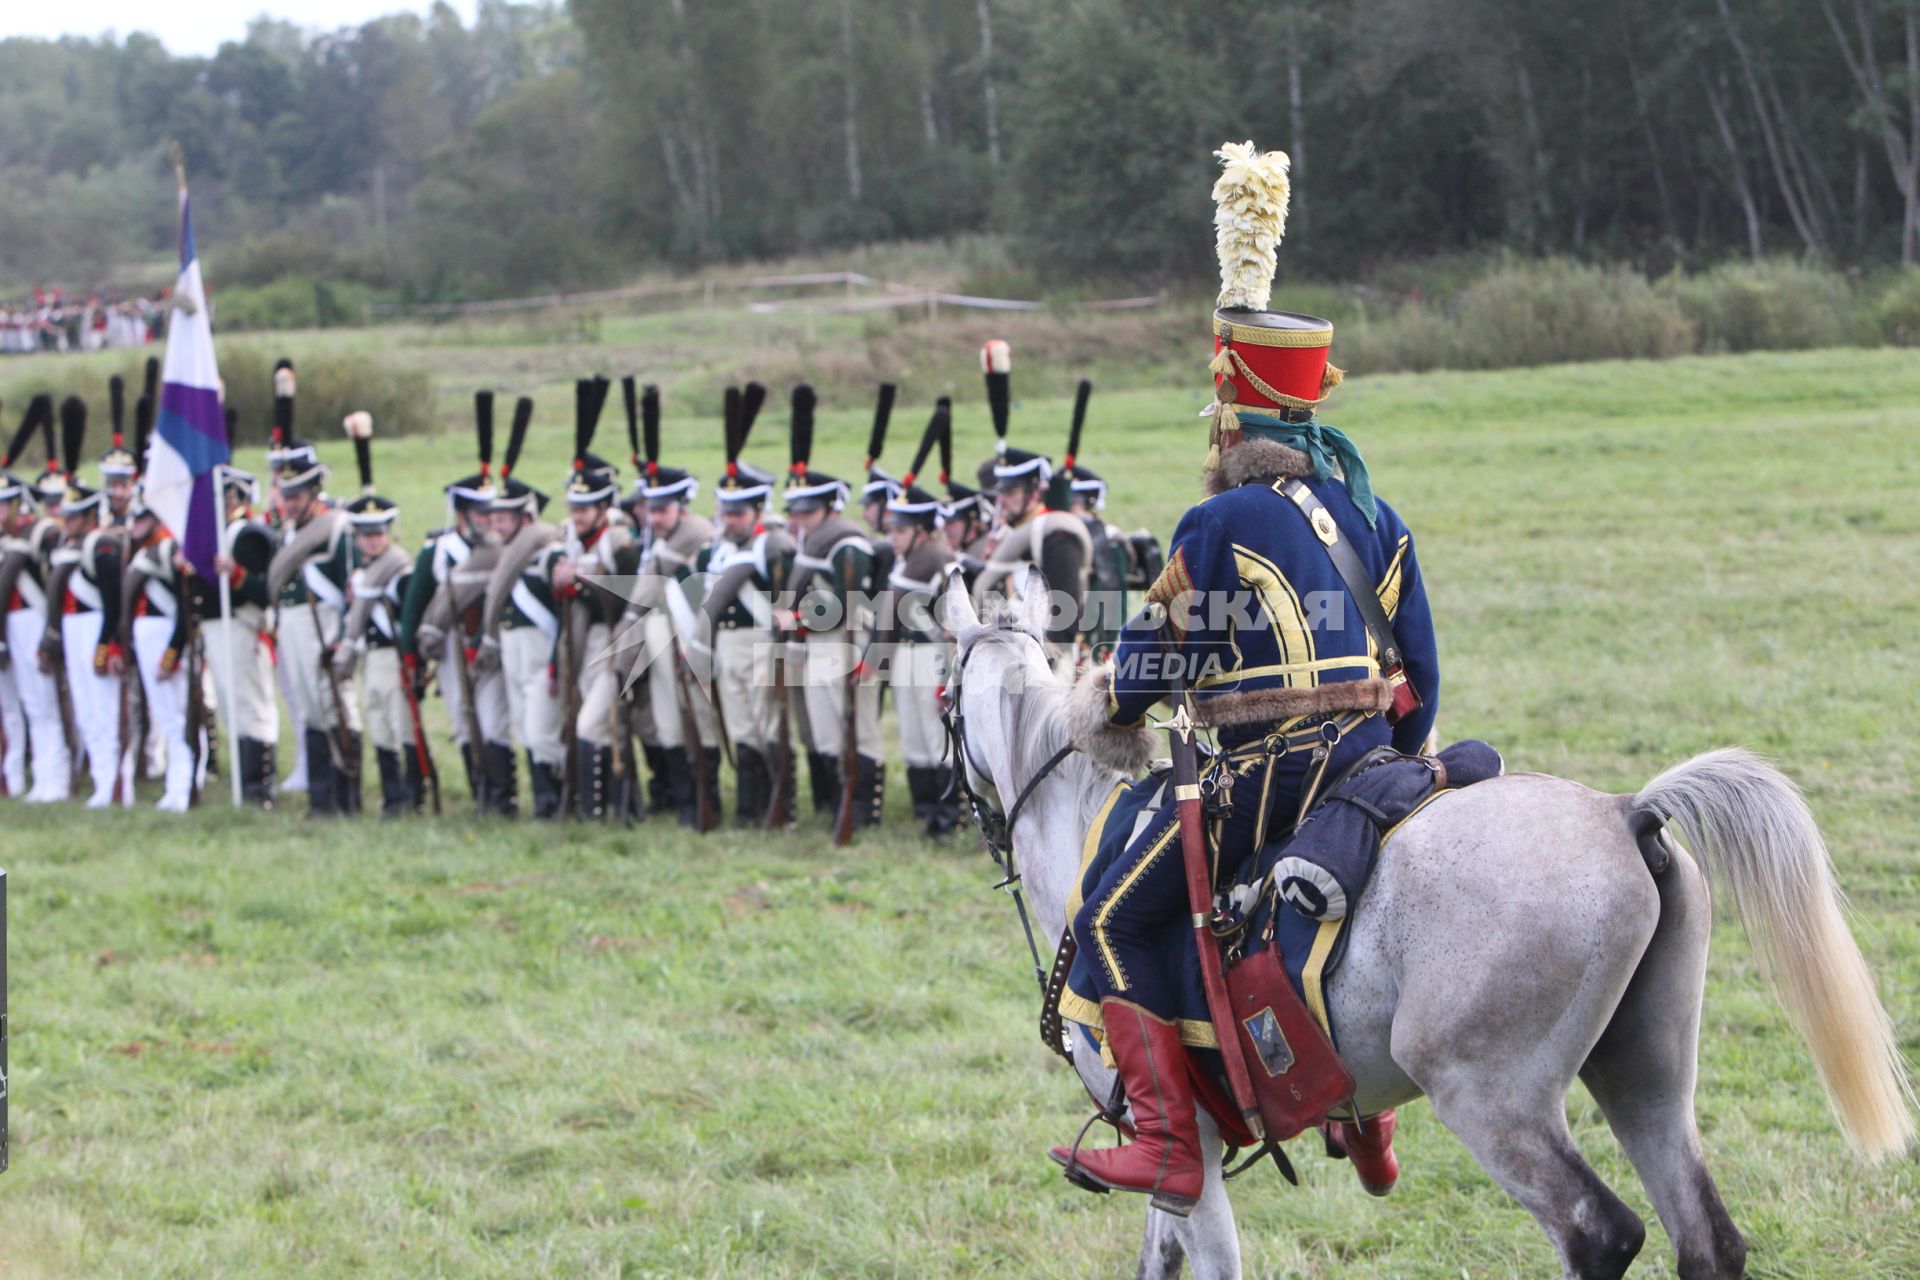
[
  {"xmin": 511, "ymin": 579, "xmax": 560, "ymax": 641},
  {"xmin": 67, "ymin": 570, "xmax": 102, "ymax": 611},
  {"xmin": 143, "ymin": 578, "xmax": 179, "ymax": 620},
  {"xmin": 302, "ymin": 560, "xmax": 346, "ymax": 611}
]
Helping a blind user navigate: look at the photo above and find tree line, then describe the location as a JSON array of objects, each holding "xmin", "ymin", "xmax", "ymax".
[{"xmin": 2, "ymin": 0, "xmax": 1915, "ymax": 303}]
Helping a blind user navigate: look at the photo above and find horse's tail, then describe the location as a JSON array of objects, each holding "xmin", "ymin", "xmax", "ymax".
[{"xmin": 1633, "ymin": 747, "xmax": 1914, "ymax": 1162}]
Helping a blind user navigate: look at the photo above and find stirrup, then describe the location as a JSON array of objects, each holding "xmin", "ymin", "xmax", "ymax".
[{"xmin": 1051, "ymin": 1109, "xmax": 1116, "ymax": 1196}]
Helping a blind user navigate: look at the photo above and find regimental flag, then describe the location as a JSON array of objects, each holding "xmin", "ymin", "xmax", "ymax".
[{"xmin": 144, "ymin": 174, "xmax": 230, "ymax": 580}]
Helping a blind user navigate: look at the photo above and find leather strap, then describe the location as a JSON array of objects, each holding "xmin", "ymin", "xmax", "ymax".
[{"xmin": 1276, "ymin": 479, "xmax": 1400, "ymax": 672}]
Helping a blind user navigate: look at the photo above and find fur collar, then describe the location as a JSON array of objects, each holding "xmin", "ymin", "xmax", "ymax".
[{"xmin": 1204, "ymin": 437, "xmax": 1313, "ymax": 497}]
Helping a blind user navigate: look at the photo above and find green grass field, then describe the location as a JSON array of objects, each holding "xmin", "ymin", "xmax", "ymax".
[{"xmin": 0, "ymin": 345, "xmax": 1916, "ymax": 1277}]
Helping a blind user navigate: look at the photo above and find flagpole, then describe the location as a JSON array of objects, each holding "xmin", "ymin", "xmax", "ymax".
[{"xmin": 216, "ymin": 465, "xmax": 243, "ymax": 807}]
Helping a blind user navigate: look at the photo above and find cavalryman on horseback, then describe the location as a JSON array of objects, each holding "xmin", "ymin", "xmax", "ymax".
[{"xmin": 1051, "ymin": 142, "xmax": 1440, "ymax": 1214}]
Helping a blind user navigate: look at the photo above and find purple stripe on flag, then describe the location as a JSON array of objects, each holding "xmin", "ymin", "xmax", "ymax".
[
  {"xmin": 157, "ymin": 383, "xmax": 230, "ymax": 473},
  {"xmin": 182, "ymin": 471, "xmax": 222, "ymax": 579}
]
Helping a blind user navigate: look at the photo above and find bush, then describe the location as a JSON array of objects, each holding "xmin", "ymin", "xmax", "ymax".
[
  {"xmin": 1871, "ymin": 268, "xmax": 1920, "ymax": 346},
  {"xmin": 213, "ymin": 342, "xmax": 432, "ymax": 443},
  {"xmin": 1658, "ymin": 259, "xmax": 1864, "ymax": 353},
  {"xmin": 1339, "ymin": 259, "xmax": 1694, "ymax": 374},
  {"xmin": 211, "ymin": 275, "xmax": 390, "ymax": 332}
]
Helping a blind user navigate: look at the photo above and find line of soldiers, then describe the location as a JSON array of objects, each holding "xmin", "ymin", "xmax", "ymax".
[{"xmin": 0, "ymin": 342, "xmax": 1162, "ymax": 834}]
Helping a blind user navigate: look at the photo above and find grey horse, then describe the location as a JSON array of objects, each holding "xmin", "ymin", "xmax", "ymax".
[{"xmin": 938, "ymin": 573, "xmax": 1912, "ymax": 1280}]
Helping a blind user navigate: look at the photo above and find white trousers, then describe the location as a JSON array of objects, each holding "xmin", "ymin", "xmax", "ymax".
[
  {"xmin": 5, "ymin": 609, "xmax": 69, "ymax": 799},
  {"xmin": 133, "ymin": 615, "xmax": 194, "ymax": 810},
  {"xmin": 62, "ymin": 611, "xmax": 130, "ymax": 806},
  {"xmin": 501, "ymin": 626, "xmax": 565, "ymax": 766},
  {"xmin": 362, "ymin": 647, "xmax": 409, "ymax": 754},
  {"xmin": 801, "ymin": 628, "xmax": 882, "ymax": 764},
  {"xmin": 714, "ymin": 627, "xmax": 779, "ymax": 753},
  {"xmin": 647, "ymin": 614, "xmax": 718, "ymax": 750},
  {"xmin": 0, "ymin": 636, "xmax": 23, "ymax": 797},
  {"xmin": 202, "ymin": 613, "xmax": 279, "ymax": 742},
  {"xmin": 278, "ymin": 603, "xmax": 360, "ymax": 732},
  {"xmin": 445, "ymin": 630, "xmax": 510, "ymax": 746},
  {"xmin": 888, "ymin": 640, "xmax": 950, "ymax": 768}
]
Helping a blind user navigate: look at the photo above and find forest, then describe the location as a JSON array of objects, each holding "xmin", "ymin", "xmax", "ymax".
[{"xmin": 2, "ymin": 0, "xmax": 1916, "ymax": 303}]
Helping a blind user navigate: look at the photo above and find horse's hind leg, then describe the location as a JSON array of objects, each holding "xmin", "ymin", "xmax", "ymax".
[
  {"xmin": 1580, "ymin": 851, "xmax": 1747, "ymax": 1280},
  {"xmin": 1421, "ymin": 1081, "xmax": 1647, "ymax": 1280}
]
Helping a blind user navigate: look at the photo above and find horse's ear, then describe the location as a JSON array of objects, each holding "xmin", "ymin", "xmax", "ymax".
[
  {"xmin": 935, "ymin": 568, "xmax": 980, "ymax": 637},
  {"xmin": 1016, "ymin": 566, "xmax": 1053, "ymax": 641}
]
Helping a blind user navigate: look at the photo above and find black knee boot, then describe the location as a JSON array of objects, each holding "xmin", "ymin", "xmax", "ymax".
[
  {"xmin": 643, "ymin": 743, "xmax": 672, "ymax": 816},
  {"xmin": 376, "ymin": 748, "xmax": 407, "ymax": 819},
  {"xmin": 239, "ymin": 737, "xmax": 275, "ymax": 808},
  {"xmin": 927, "ymin": 764, "xmax": 959, "ymax": 841},
  {"xmin": 305, "ymin": 728, "xmax": 338, "ymax": 818},
  {"xmin": 734, "ymin": 745, "xmax": 768, "ymax": 827},
  {"xmin": 403, "ymin": 747, "xmax": 426, "ymax": 814},
  {"xmin": 484, "ymin": 741, "xmax": 518, "ymax": 817},
  {"xmin": 701, "ymin": 746, "xmax": 723, "ymax": 827},
  {"xmin": 578, "ymin": 741, "xmax": 611, "ymax": 821},
  {"xmin": 529, "ymin": 752, "xmax": 562, "ymax": 820},
  {"xmin": 854, "ymin": 755, "xmax": 884, "ymax": 829},
  {"xmin": 905, "ymin": 765, "xmax": 935, "ymax": 826},
  {"xmin": 808, "ymin": 750, "xmax": 839, "ymax": 819}
]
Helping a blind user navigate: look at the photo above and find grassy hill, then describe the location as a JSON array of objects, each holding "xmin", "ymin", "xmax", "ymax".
[{"xmin": 0, "ymin": 347, "xmax": 1915, "ymax": 1276}]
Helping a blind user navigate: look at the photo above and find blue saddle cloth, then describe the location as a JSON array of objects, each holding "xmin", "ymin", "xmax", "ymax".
[{"xmin": 1063, "ymin": 741, "xmax": 1503, "ymax": 1052}]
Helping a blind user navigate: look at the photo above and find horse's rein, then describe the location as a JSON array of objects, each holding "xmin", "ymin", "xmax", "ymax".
[{"xmin": 942, "ymin": 625, "xmax": 1077, "ymax": 1006}]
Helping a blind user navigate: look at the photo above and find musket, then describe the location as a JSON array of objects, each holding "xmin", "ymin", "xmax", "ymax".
[
  {"xmin": 765, "ymin": 624, "xmax": 793, "ymax": 830},
  {"xmin": 384, "ymin": 599, "xmax": 440, "ymax": 816},
  {"xmin": 831, "ymin": 662, "xmax": 860, "ymax": 845},
  {"xmin": 608, "ymin": 665, "xmax": 632, "ymax": 824},
  {"xmin": 451, "ymin": 614, "xmax": 488, "ymax": 814},
  {"xmin": 558, "ymin": 593, "xmax": 579, "ymax": 822}
]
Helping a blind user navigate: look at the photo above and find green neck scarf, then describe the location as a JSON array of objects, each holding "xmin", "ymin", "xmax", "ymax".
[{"xmin": 1237, "ymin": 413, "xmax": 1378, "ymax": 528}]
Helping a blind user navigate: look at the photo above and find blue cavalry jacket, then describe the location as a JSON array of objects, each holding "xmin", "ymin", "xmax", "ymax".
[{"xmin": 1103, "ymin": 470, "xmax": 1440, "ymax": 756}]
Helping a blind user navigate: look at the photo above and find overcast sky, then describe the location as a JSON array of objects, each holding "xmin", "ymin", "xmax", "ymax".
[{"xmin": 1, "ymin": 1, "xmax": 482, "ymax": 58}]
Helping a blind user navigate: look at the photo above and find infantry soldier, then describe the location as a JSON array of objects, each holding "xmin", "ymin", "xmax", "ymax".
[
  {"xmin": 551, "ymin": 377, "xmax": 639, "ymax": 820},
  {"xmin": 940, "ymin": 473, "xmax": 993, "ymax": 591},
  {"xmin": 404, "ymin": 392, "xmax": 516, "ymax": 814},
  {"xmin": 267, "ymin": 427, "xmax": 362, "ymax": 817},
  {"xmin": 44, "ymin": 396, "xmax": 132, "ymax": 808},
  {"xmin": 97, "ymin": 363, "xmax": 152, "ymax": 529},
  {"xmin": 198, "ymin": 457, "xmax": 279, "ymax": 806},
  {"xmin": 121, "ymin": 421, "xmax": 198, "ymax": 812},
  {"xmin": 1046, "ymin": 382, "xmax": 1132, "ymax": 659},
  {"xmin": 1, "ymin": 395, "xmax": 70, "ymax": 802},
  {"xmin": 971, "ymin": 341, "xmax": 1092, "ymax": 675},
  {"xmin": 697, "ymin": 384, "xmax": 792, "ymax": 828},
  {"xmin": 477, "ymin": 397, "xmax": 568, "ymax": 820},
  {"xmin": 782, "ymin": 384, "xmax": 884, "ymax": 829},
  {"xmin": 266, "ymin": 359, "xmax": 315, "ymax": 797},
  {"xmin": 618, "ymin": 383, "xmax": 719, "ymax": 823},
  {"xmin": 881, "ymin": 399, "xmax": 960, "ymax": 839},
  {"xmin": 332, "ymin": 413, "xmax": 421, "ymax": 819},
  {"xmin": 1051, "ymin": 142, "xmax": 1440, "ymax": 1211}
]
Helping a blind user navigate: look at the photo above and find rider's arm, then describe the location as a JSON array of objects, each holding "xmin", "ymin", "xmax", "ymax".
[{"xmin": 1374, "ymin": 501, "xmax": 1439, "ymax": 754}]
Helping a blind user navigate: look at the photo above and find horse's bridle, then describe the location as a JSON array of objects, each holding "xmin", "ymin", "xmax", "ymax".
[{"xmin": 942, "ymin": 622, "xmax": 1077, "ymax": 1004}]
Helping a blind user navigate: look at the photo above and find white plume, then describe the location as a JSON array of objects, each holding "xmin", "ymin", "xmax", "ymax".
[{"xmin": 1212, "ymin": 141, "xmax": 1291, "ymax": 311}]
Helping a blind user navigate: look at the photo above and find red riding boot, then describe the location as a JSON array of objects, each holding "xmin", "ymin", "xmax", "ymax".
[
  {"xmin": 1049, "ymin": 999, "xmax": 1205, "ymax": 1216},
  {"xmin": 1322, "ymin": 1109, "xmax": 1399, "ymax": 1196}
]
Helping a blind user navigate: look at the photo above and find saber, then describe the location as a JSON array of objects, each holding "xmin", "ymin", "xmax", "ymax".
[{"xmin": 1164, "ymin": 622, "xmax": 1264, "ymax": 1141}]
